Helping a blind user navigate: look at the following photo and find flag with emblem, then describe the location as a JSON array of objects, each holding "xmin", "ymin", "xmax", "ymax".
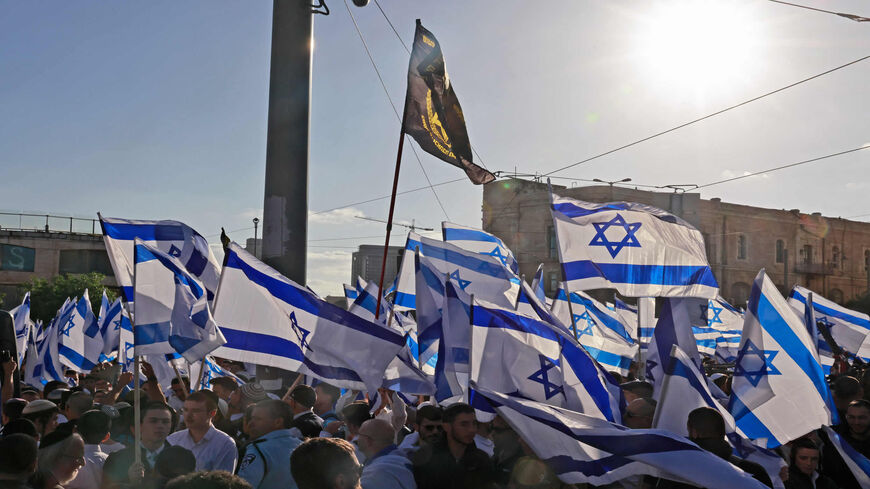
[
  {"xmin": 470, "ymin": 298, "xmax": 622, "ymax": 422},
  {"xmin": 97, "ymin": 295, "xmax": 125, "ymax": 357},
  {"xmin": 703, "ymin": 297, "xmax": 744, "ymax": 362},
  {"xmin": 99, "ymin": 215, "xmax": 221, "ymax": 311},
  {"xmin": 343, "ymin": 284, "xmax": 359, "ymax": 309},
  {"xmin": 211, "ymin": 243, "xmax": 406, "ymax": 393},
  {"xmin": 57, "ymin": 291, "xmax": 104, "ymax": 372},
  {"xmin": 549, "ymin": 189, "xmax": 717, "ymax": 298},
  {"xmin": 402, "ymin": 20, "xmax": 494, "ymax": 185},
  {"xmin": 551, "ymin": 288, "xmax": 637, "ymax": 376},
  {"xmin": 645, "ymin": 298, "xmax": 703, "ymax": 396},
  {"xmin": 787, "ymin": 285, "xmax": 870, "ymax": 361},
  {"xmin": 729, "ymin": 269, "xmax": 832, "ymax": 448},
  {"xmin": 442, "ymin": 222, "xmax": 518, "ymax": 275},
  {"xmin": 9, "ymin": 292, "xmax": 33, "ymax": 364},
  {"xmin": 394, "ymin": 232, "xmax": 518, "ymax": 311}
]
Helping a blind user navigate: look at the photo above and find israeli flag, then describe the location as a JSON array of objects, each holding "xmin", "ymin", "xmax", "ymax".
[
  {"xmin": 99, "ymin": 215, "xmax": 221, "ymax": 309},
  {"xmin": 98, "ymin": 296, "xmax": 125, "ymax": 357},
  {"xmin": 394, "ymin": 232, "xmax": 518, "ymax": 311},
  {"xmin": 414, "ymin": 249, "xmax": 445, "ymax": 372},
  {"xmin": 10, "ymin": 292, "xmax": 33, "ymax": 364},
  {"xmin": 690, "ymin": 299, "xmax": 721, "ymax": 357},
  {"xmin": 343, "ymin": 284, "xmax": 359, "ymax": 309},
  {"xmin": 787, "ymin": 285, "xmax": 870, "ymax": 360},
  {"xmin": 822, "ymin": 425, "xmax": 870, "ymax": 487},
  {"xmin": 530, "ymin": 264, "xmax": 546, "ymax": 303},
  {"xmin": 212, "ymin": 243, "xmax": 406, "ymax": 393},
  {"xmin": 441, "ymin": 221, "xmax": 519, "ymax": 275},
  {"xmin": 551, "ymin": 289, "xmax": 637, "ymax": 376},
  {"xmin": 515, "ymin": 280, "xmax": 570, "ymax": 336},
  {"xmin": 192, "ymin": 355, "xmax": 242, "ymax": 391},
  {"xmin": 474, "ymin": 386, "xmax": 769, "ymax": 488},
  {"xmin": 549, "ymin": 190, "xmax": 717, "ymax": 298},
  {"xmin": 33, "ymin": 309, "xmax": 67, "ymax": 384},
  {"xmin": 471, "ymin": 299, "xmax": 622, "ymax": 422},
  {"xmin": 704, "ymin": 298, "xmax": 744, "ymax": 362},
  {"xmin": 729, "ymin": 269, "xmax": 831, "ymax": 448},
  {"xmin": 348, "ymin": 280, "xmax": 409, "ymax": 333},
  {"xmin": 58, "ymin": 291, "xmax": 103, "ymax": 372},
  {"xmin": 645, "ymin": 298, "xmax": 703, "ymax": 396},
  {"xmin": 118, "ymin": 309, "xmax": 135, "ymax": 373},
  {"xmin": 432, "ymin": 281, "xmax": 474, "ymax": 402},
  {"xmin": 134, "ymin": 240, "xmax": 226, "ymax": 361}
]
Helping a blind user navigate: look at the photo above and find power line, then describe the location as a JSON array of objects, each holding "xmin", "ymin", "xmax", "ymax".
[
  {"xmin": 693, "ymin": 145, "xmax": 870, "ymax": 190},
  {"xmin": 310, "ymin": 177, "xmax": 466, "ymax": 215},
  {"xmin": 543, "ymin": 54, "xmax": 870, "ymax": 177},
  {"xmin": 768, "ymin": 0, "xmax": 870, "ymax": 22},
  {"xmin": 342, "ymin": 0, "xmax": 450, "ymax": 220}
]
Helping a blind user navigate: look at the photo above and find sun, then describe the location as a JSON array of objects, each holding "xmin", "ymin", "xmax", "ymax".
[{"xmin": 634, "ymin": 0, "xmax": 764, "ymax": 95}]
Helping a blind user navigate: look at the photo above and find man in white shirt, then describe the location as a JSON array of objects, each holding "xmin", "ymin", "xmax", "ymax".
[
  {"xmin": 68, "ymin": 409, "xmax": 111, "ymax": 489},
  {"xmin": 167, "ymin": 390, "xmax": 237, "ymax": 473}
]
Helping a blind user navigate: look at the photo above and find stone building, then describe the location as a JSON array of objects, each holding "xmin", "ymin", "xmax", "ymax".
[
  {"xmin": 351, "ymin": 244, "xmax": 403, "ymax": 286},
  {"xmin": 482, "ymin": 178, "xmax": 870, "ymax": 308}
]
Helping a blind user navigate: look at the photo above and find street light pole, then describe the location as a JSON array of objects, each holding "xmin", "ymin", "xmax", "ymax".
[
  {"xmin": 593, "ymin": 178, "xmax": 631, "ymax": 200},
  {"xmin": 253, "ymin": 217, "xmax": 260, "ymax": 258}
]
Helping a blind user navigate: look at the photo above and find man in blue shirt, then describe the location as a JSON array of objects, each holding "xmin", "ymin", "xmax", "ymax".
[{"xmin": 237, "ymin": 399, "xmax": 302, "ymax": 489}]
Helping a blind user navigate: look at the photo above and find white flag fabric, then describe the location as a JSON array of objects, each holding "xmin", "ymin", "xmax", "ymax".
[
  {"xmin": 474, "ymin": 386, "xmax": 769, "ymax": 488},
  {"xmin": 441, "ymin": 221, "xmax": 519, "ymax": 275},
  {"xmin": 97, "ymin": 296, "xmax": 125, "ymax": 357},
  {"xmin": 99, "ymin": 215, "xmax": 221, "ymax": 310},
  {"xmin": 787, "ymin": 285, "xmax": 870, "ymax": 361},
  {"xmin": 133, "ymin": 240, "xmax": 226, "ymax": 361},
  {"xmin": 549, "ymin": 190, "xmax": 717, "ymax": 298},
  {"xmin": 645, "ymin": 298, "xmax": 703, "ymax": 397},
  {"xmin": 394, "ymin": 232, "xmax": 518, "ymax": 311},
  {"xmin": 9, "ymin": 292, "xmax": 33, "ymax": 364},
  {"xmin": 57, "ymin": 291, "xmax": 103, "ymax": 372},
  {"xmin": 212, "ymin": 243, "xmax": 406, "ymax": 393},
  {"xmin": 729, "ymin": 269, "xmax": 831, "ymax": 448}
]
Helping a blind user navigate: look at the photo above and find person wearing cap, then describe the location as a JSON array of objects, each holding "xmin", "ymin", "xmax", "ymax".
[
  {"xmin": 237, "ymin": 399, "xmax": 302, "ymax": 489},
  {"xmin": 0, "ymin": 433, "xmax": 39, "ymax": 489},
  {"xmin": 227, "ymin": 383, "xmax": 269, "ymax": 441},
  {"xmin": 2, "ymin": 398, "xmax": 27, "ymax": 426},
  {"xmin": 285, "ymin": 385, "xmax": 323, "ymax": 439},
  {"xmin": 22, "ymin": 399, "xmax": 59, "ymax": 441},
  {"xmin": 66, "ymin": 410, "xmax": 111, "ymax": 489},
  {"xmin": 20, "ymin": 386, "xmax": 41, "ymax": 403},
  {"xmin": 29, "ymin": 430, "xmax": 86, "ymax": 489},
  {"xmin": 620, "ymin": 380, "xmax": 653, "ymax": 403},
  {"xmin": 167, "ymin": 390, "xmax": 238, "ymax": 473}
]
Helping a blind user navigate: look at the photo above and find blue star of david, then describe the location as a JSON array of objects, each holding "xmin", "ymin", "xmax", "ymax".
[
  {"xmin": 588, "ymin": 214, "xmax": 642, "ymax": 258},
  {"xmin": 168, "ymin": 245, "xmax": 182, "ymax": 257},
  {"xmin": 289, "ymin": 311, "xmax": 314, "ymax": 352},
  {"xmin": 484, "ymin": 246, "xmax": 509, "ymax": 267},
  {"xmin": 60, "ymin": 317, "xmax": 76, "ymax": 337},
  {"xmin": 123, "ymin": 342, "xmax": 135, "ymax": 367},
  {"xmin": 817, "ymin": 316, "xmax": 835, "ymax": 329},
  {"xmin": 528, "ymin": 355, "xmax": 564, "ymax": 400},
  {"xmin": 734, "ymin": 339, "xmax": 781, "ymax": 387},
  {"xmin": 645, "ymin": 359, "xmax": 658, "ymax": 383},
  {"xmin": 449, "ymin": 270, "xmax": 471, "ymax": 290},
  {"xmin": 575, "ymin": 312, "xmax": 595, "ymax": 336},
  {"xmin": 701, "ymin": 301, "xmax": 723, "ymax": 327},
  {"xmin": 113, "ymin": 319, "xmax": 122, "ymax": 331}
]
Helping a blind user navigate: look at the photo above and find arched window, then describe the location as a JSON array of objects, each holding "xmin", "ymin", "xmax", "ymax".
[
  {"xmin": 775, "ymin": 240, "xmax": 785, "ymax": 264},
  {"xmin": 830, "ymin": 288, "xmax": 844, "ymax": 304},
  {"xmin": 832, "ymin": 246, "xmax": 840, "ymax": 268},
  {"xmin": 803, "ymin": 244, "xmax": 813, "ymax": 265},
  {"xmin": 737, "ymin": 235, "xmax": 747, "ymax": 260}
]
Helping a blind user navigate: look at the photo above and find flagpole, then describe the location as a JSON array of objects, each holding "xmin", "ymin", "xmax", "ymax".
[
  {"xmin": 131, "ymin": 263, "xmax": 142, "ymax": 467},
  {"xmin": 375, "ymin": 105, "xmax": 409, "ymax": 320},
  {"xmin": 651, "ymin": 344, "xmax": 678, "ymax": 428},
  {"xmin": 195, "ymin": 357, "xmax": 207, "ymax": 392}
]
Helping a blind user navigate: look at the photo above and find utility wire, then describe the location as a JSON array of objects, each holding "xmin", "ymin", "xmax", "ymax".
[
  {"xmin": 371, "ymin": 0, "xmax": 490, "ymax": 171},
  {"xmin": 693, "ymin": 145, "xmax": 870, "ymax": 190},
  {"xmin": 311, "ymin": 177, "xmax": 466, "ymax": 215},
  {"xmin": 543, "ymin": 54, "xmax": 870, "ymax": 177},
  {"xmin": 768, "ymin": 0, "xmax": 870, "ymax": 22},
  {"xmin": 343, "ymin": 0, "xmax": 450, "ymax": 220}
]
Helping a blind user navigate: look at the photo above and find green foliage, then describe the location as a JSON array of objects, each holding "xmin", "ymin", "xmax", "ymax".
[
  {"xmin": 845, "ymin": 292, "xmax": 870, "ymax": 316},
  {"xmin": 19, "ymin": 273, "xmax": 119, "ymax": 323}
]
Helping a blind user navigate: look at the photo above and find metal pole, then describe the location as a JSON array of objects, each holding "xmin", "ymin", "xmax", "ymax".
[
  {"xmin": 261, "ymin": 0, "xmax": 312, "ymax": 285},
  {"xmin": 253, "ymin": 217, "xmax": 260, "ymax": 258}
]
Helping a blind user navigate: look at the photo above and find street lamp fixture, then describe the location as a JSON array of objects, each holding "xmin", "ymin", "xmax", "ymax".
[{"xmin": 592, "ymin": 178, "xmax": 632, "ymax": 187}]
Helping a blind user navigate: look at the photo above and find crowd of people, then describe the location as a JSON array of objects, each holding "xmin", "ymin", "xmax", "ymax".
[{"xmin": 1, "ymin": 355, "xmax": 869, "ymax": 489}]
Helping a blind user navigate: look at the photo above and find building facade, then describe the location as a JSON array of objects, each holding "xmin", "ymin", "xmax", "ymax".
[
  {"xmin": 351, "ymin": 245, "xmax": 403, "ymax": 286},
  {"xmin": 483, "ymin": 178, "xmax": 870, "ymax": 308}
]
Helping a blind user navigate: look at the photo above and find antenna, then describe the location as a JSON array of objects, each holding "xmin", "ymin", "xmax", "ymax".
[{"xmin": 355, "ymin": 216, "xmax": 434, "ymax": 233}]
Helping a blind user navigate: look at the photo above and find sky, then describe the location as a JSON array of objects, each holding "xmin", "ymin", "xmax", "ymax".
[{"xmin": 2, "ymin": 0, "xmax": 869, "ymax": 296}]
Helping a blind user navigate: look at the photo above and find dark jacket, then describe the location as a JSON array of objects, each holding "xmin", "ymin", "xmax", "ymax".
[
  {"xmin": 819, "ymin": 427, "xmax": 862, "ymax": 489},
  {"xmin": 102, "ymin": 440, "xmax": 172, "ymax": 489},
  {"xmin": 784, "ymin": 466, "xmax": 840, "ymax": 489},
  {"xmin": 411, "ymin": 437, "xmax": 496, "ymax": 489},
  {"xmin": 648, "ymin": 437, "xmax": 773, "ymax": 488},
  {"xmin": 291, "ymin": 411, "xmax": 323, "ymax": 439}
]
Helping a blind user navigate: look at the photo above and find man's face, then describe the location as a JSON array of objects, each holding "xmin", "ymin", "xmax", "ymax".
[
  {"xmin": 247, "ymin": 406, "xmax": 280, "ymax": 440},
  {"xmin": 21, "ymin": 391, "xmax": 40, "ymax": 403},
  {"xmin": 40, "ymin": 412, "xmax": 59, "ymax": 437},
  {"xmin": 213, "ymin": 384, "xmax": 234, "ymax": 401},
  {"xmin": 416, "ymin": 417, "xmax": 444, "ymax": 444},
  {"xmin": 794, "ymin": 447, "xmax": 819, "ymax": 476},
  {"xmin": 171, "ymin": 382, "xmax": 186, "ymax": 399},
  {"xmin": 54, "ymin": 436, "xmax": 85, "ymax": 484},
  {"xmin": 228, "ymin": 390, "xmax": 242, "ymax": 410},
  {"xmin": 313, "ymin": 386, "xmax": 333, "ymax": 414},
  {"xmin": 444, "ymin": 412, "xmax": 477, "ymax": 446},
  {"xmin": 846, "ymin": 406, "xmax": 870, "ymax": 436},
  {"xmin": 182, "ymin": 399, "xmax": 214, "ymax": 431},
  {"xmin": 140, "ymin": 408, "xmax": 172, "ymax": 445}
]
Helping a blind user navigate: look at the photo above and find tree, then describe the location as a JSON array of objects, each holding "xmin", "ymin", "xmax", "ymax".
[{"xmin": 19, "ymin": 273, "xmax": 119, "ymax": 323}]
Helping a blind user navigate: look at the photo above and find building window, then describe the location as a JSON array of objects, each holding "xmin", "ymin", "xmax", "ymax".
[
  {"xmin": 802, "ymin": 245, "xmax": 813, "ymax": 265},
  {"xmin": 0, "ymin": 244, "xmax": 35, "ymax": 272},
  {"xmin": 866, "ymin": 250, "xmax": 870, "ymax": 271},
  {"xmin": 830, "ymin": 288, "xmax": 844, "ymax": 304},
  {"xmin": 548, "ymin": 226, "xmax": 558, "ymax": 259},
  {"xmin": 737, "ymin": 235, "xmax": 747, "ymax": 260},
  {"xmin": 58, "ymin": 250, "xmax": 114, "ymax": 276},
  {"xmin": 547, "ymin": 272, "xmax": 559, "ymax": 295},
  {"xmin": 775, "ymin": 240, "xmax": 785, "ymax": 264},
  {"xmin": 832, "ymin": 246, "xmax": 840, "ymax": 268}
]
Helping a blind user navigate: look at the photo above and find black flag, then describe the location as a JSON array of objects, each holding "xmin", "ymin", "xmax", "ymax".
[{"xmin": 403, "ymin": 20, "xmax": 495, "ymax": 185}]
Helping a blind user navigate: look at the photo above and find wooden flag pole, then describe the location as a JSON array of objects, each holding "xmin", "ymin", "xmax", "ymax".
[{"xmin": 375, "ymin": 106, "xmax": 409, "ymax": 320}]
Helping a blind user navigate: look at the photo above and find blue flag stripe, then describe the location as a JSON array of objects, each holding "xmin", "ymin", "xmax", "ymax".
[
  {"xmin": 789, "ymin": 291, "xmax": 870, "ymax": 328},
  {"xmin": 442, "ymin": 227, "xmax": 502, "ymax": 244},
  {"xmin": 406, "ymin": 238, "xmax": 514, "ymax": 280},
  {"xmin": 102, "ymin": 222, "xmax": 186, "ymax": 241},
  {"xmin": 562, "ymin": 261, "xmax": 718, "ymax": 287}
]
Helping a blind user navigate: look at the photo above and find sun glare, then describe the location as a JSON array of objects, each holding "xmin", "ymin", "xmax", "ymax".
[{"xmin": 635, "ymin": 1, "xmax": 763, "ymax": 95}]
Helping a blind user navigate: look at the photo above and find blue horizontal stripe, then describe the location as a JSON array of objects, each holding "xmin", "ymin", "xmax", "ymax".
[
  {"xmin": 121, "ymin": 286, "xmax": 134, "ymax": 302},
  {"xmin": 729, "ymin": 394, "xmax": 781, "ymax": 448},
  {"xmin": 102, "ymin": 221, "xmax": 185, "ymax": 241},
  {"xmin": 58, "ymin": 345, "xmax": 96, "ymax": 371},
  {"xmin": 221, "ymin": 327, "xmax": 364, "ymax": 382},
  {"xmin": 563, "ymin": 261, "xmax": 718, "ymax": 288},
  {"xmin": 134, "ymin": 244, "xmax": 204, "ymax": 298},
  {"xmin": 394, "ymin": 292, "xmax": 415, "ymax": 309},
  {"xmin": 545, "ymin": 453, "xmax": 635, "ymax": 478},
  {"xmin": 581, "ymin": 345, "xmax": 633, "ymax": 371},
  {"xmin": 790, "ymin": 291, "xmax": 870, "ymax": 329},
  {"xmin": 406, "ymin": 238, "xmax": 513, "ymax": 281},
  {"xmin": 443, "ymin": 227, "xmax": 502, "ymax": 244},
  {"xmin": 225, "ymin": 249, "xmax": 404, "ymax": 346},
  {"xmin": 135, "ymin": 321, "xmax": 171, "ymax": 346},
  {"xmin": 552, "ymin": 202, "xmax": 631, "ymax": 218},
  {"xmin": 669, "ymin": 357, "xmax": 718, "ymax": 409}
]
